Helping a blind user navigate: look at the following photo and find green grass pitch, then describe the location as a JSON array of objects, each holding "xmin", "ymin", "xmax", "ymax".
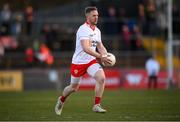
[{"xmin": 0, "ymin": 89, "xmax": 180, "ymax": 121}]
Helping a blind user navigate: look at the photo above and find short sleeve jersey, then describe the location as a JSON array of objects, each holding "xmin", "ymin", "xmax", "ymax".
[
  {"xmin": 72, "ymin": 23, "xmax": 102, "ymax": 64},
  {"xmin": 145, "ymin": 58, "xmax": 160, "ymax": 76}
]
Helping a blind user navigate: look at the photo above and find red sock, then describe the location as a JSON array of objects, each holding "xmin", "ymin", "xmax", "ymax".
[
  {"xmin": 95, "ymin": 97, "xmax": 101, "ymax": 105},
  {"xmin": 60, "ymin": 96, "xmax": 66, "ymax": 103}
]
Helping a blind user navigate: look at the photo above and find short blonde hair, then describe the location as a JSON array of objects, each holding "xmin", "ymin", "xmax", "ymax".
[{"xmin": 85, "ymin": 6, "xmax": 98, "ymax": 15}]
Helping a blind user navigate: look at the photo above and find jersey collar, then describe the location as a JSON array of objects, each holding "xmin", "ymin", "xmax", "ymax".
[{"xmin": 85, "ymin": 21, "xmax": 96, "ymax": 31}]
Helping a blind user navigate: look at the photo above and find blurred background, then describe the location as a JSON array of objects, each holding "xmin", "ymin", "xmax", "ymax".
[{"xmin": 0, "ymin": 0, "xmax": 180, "ymax": 91}]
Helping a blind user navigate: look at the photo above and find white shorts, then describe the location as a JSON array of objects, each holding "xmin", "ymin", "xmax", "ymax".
[{"xmin": 70, "ymin": 63, "xmax": 103, "ymax": 84}]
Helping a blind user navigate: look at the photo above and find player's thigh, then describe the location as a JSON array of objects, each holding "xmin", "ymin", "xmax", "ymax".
[
  {"xmin": 87, "ymin": 63, "xmax": 103, "ymax": 77},
  {"xmin": 69, "ymin": 76, "xmax": 82, "ymax": 90},
  {"xmin": 87, "ymin": 63, "xmax": 105, "ymax": 82},
  {"xmin": 70, "ymin": 75, "xmax": 82, "ymax": 84}
]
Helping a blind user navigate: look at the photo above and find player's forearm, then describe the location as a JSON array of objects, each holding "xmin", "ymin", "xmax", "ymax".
[
  {"xmin": 97, "ymin": 43, "xmax": 108, "ymax": 55},
  {"xmin": 98, "ymin": 46, "xmax": 107, "ymax": 55},
  {"xmin": 83, "ymin": 47, "xmax": 101, "ymax": 58}
]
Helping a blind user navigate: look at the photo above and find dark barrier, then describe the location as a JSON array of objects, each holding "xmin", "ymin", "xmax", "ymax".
[{"xmin": 0, "ymin": 68, "xmax": 179, "ymax": 91}]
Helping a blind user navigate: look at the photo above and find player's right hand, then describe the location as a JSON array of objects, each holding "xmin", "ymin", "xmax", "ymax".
[{"xmin": 100, "ymin": 54, "xmax": 112, "ymax": 65}]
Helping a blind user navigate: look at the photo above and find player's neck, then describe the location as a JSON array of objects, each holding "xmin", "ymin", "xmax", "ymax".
[{"xmin": 85, "ymin": 21, "xmax": 96, "ymax": 31}]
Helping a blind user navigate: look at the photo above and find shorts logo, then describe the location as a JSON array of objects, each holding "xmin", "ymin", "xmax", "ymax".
[{"xmin": 74, "ymin": 69, "xmax": 78, "ymax": 74}]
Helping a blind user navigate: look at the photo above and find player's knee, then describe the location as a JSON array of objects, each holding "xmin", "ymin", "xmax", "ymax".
[
  {"xmin": 94, "ymin": 70, "xmax": 106, "ymax": 85},
  {"xmin": 72, "ymin": 87, "xmax": 79, "ymax": 92},
  {"xmin": 70, "ymin": 85, "xmax": 79, "ymax": 92},
  {"xmin": 97, "ymin": 76, "xmax": 105, "ymax": 85}
]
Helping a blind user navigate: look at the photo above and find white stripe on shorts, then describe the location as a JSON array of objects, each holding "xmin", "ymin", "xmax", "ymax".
[{"xmin": 87, "ymin": 63, "xmax": 103, "ymax": 77}]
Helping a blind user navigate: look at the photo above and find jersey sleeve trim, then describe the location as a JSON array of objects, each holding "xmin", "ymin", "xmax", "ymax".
[{"xmin": 79, "ymin": 37, "xmax": 89, "ymax": 40}]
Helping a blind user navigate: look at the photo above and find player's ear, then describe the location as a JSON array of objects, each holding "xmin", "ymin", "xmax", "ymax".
[{"xmin": 86, "ymin": 13, "xmax": 90, "ymax": 18}]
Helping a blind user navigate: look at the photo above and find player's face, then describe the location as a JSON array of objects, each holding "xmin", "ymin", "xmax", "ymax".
[{"xmin": 87, "ymin": 10, "xmax": 98, "ymax": 25}]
